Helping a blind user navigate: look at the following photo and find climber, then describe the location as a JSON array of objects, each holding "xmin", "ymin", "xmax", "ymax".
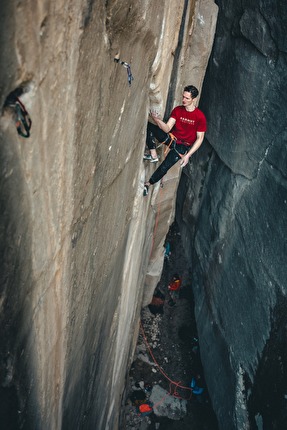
[
  {"xmin": 168, "ymin": 273, "xmax": 182, "ymax": 306},
  {"xmin": 143, "ymin": 85, "xmax": 206, "ymax": 196}
]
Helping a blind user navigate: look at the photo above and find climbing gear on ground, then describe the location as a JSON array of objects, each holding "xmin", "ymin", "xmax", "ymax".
[
  {"xmin": 190, "ymin": 377, "xmax": 204, "ymax": 395},
  {"xmin": 114, "ymin": 56, "xmax": 134, "ymax": 86},
  {"xmin": 138, "ymin": 403, "xmax": 153, "ymax": 415},
  {"xmin": 143, "ymin": 154, "xmax": 159, "ymax": 163},
  {"xmin": 5, "ymin": 96, "xmax": 32, "ymax": 138},
  {"xmin": 143, "ymin": 184, "xmax": 149, "ymax": 196}
]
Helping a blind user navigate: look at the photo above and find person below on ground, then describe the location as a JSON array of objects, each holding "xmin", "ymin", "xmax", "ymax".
[
  {"xmin": 143, "ymin": 85, "xmax": 207, "ymax": 196},
  {"xmin": 168, "ymin": 273, "xmax": 182, "ymax": 306}
]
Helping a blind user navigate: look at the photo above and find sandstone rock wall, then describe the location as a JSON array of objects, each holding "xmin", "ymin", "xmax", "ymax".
[
  {"xmin": 177, "ymin": 1, "xmax": 287, "ymax": 428},
  {"xmin": 0, "ymin": 0, "xmax": 217, "ymax": 428}
]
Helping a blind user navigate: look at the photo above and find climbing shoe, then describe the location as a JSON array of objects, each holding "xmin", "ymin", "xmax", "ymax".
[
  {"xmin": 143, "ymin": 184, "xmax": 149, "ymax": 196},
  {"xmin": 143, "ymin": 154, "xmax": 159, "ymax": 163},
  {"xmin": 150, "ymin": 157, "xmax": 159, "ymax": 163}
]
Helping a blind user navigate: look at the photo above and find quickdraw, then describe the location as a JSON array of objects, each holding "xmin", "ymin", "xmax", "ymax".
[
  {"xmin": 5, "ymin": 95, "xmax": 32, "ymax": 138},
  {"xmin": 114, "ymin": 56, "xmax": 134, "ymax": 86},
  {"xmin": 14, "ymin": 98, "xmax": 32, "ymax": 138}
]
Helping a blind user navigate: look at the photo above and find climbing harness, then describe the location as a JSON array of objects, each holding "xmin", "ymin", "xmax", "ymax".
[
  {"xmin": 114, "ymin": 56, "xmax": 134, "ymax": 86},
  {"xmin": 5, "ymin": 96, "xmax": 32, "ymax": 138},
  {"xmin": 164, "ymin": 133, "xmax": 187, "ymax": 159},
  {"xmin": 157, "ymin": 134, "xmax": 187, "ymax": 190}
]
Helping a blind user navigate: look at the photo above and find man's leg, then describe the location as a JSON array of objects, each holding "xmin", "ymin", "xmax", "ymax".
[
  {"xmin": 143, "ymin": 144, "xmax": 187, "ymax": 196},
  {"xmin": 145, "ymin": 122, "xmax": 169, "ymax": 161},
  {"xmin": 146, "ymin": 122, "xmax": 169, "ymax": 148},
  {"xmin": 149, "ymin": 149, "xmax": 179, "ymax": 184}
]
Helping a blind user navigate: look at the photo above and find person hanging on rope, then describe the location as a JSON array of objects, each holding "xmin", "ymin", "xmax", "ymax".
[{"xmin": 143, "ymin": 85, "xmax": 207, "ymax": 196}]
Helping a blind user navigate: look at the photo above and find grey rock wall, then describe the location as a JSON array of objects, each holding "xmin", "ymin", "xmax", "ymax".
[
  {"xmin": 0, "ymin": 0, "xmax": 217, "ymax": 429},
  {"xmin": 177, "ymin": 1, "xmax": 287, "ymax": 429}
]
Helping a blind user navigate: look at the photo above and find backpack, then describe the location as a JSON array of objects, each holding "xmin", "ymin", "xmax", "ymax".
[{"xmin": 139, "ymin": 403, "xmax": 153, "ymax": 415}]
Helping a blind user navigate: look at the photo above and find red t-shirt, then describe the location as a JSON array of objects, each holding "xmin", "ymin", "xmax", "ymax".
[{"xmin": 170, "ymin": 106, "xmax": 207, "ymax": 146}]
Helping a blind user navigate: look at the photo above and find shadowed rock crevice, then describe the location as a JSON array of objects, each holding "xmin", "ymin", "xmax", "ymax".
[
  {"xmin": 0, "ymin": 129, "xmax": 35, "ymax": 428},
  {"xmin": 176, "ymin": 1, "xmax": 287, "ymax": 428},
  {"xmin": 247, "ymin": 294, "xmax": 287, "ymax": 429}
]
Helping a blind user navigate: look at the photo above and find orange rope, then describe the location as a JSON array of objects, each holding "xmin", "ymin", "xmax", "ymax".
[
  {"xmin": 140, "ymin": 321, "xmax": 193, "ymax": 401},
  {"xmin": 163, "ymin": 133, "xmax": 176, "ymax": 156},
  {"xmin": 164, "ymin": 133, "xmax": 184, "ymax": 158}
]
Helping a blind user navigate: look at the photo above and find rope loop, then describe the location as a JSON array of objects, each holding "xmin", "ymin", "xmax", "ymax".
[{"xmin": 140, "ymin": 322, "xmax": 193, "ymax": 401}]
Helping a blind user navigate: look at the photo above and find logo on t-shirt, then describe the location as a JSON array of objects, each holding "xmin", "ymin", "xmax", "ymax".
[{"xmin": 180, "ymin": 117, "xmax": 195, "ymax": 125}]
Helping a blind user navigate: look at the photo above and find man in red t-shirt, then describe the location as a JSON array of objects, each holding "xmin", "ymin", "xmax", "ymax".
[{"xmin": 143, "ymin": 85, "xmax": 207, "ymax": 196}]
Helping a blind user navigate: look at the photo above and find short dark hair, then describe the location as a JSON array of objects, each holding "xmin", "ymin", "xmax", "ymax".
[{"xmin": 184, "ymin": 85, "xmax": 199, "ymax": 99}]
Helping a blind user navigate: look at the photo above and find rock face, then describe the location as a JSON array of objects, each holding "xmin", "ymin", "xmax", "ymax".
[
  {"xmin": 150, "ymin": 385, "xmax": 187, "ymax": 419},
  {"xmin": 0, "ymin": 1, "xmax": 217, "ymax": 429},
  {"xmin": 177, "ymin": 1, "xmax": 287, "ymax": 429}
]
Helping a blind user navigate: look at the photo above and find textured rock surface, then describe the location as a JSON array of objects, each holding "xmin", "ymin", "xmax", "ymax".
[
  {"xmin": 0, "ymin": 0, "xmax": 217, "ymax": 428},
  {"xmin": 177, "ymin": 1, "xmax": 287, "ymax": 429},
  {"xmin": 150, "ymin": 385, "xmax": 187, "ymax": 419}
]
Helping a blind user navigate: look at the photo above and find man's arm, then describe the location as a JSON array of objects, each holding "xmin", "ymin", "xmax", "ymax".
[
  {"xmin": 151, "ymin": 111, "xmax": 176, "ymax": 133},
  {"xmin": 180, "ymin": 131, "xmax": 205, "ymax": 167}
]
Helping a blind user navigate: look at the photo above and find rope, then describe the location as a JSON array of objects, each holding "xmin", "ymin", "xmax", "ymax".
[
  {"xmin": 140, "ymin": 321, "xmax": 193, "ymax": 401},
  {"xmin": 148, "ymin": 132, "xmax": 186, "ymax": 258}
]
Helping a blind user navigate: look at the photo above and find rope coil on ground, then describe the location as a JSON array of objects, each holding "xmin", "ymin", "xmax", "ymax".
[{"xmin": 140, "ymin": 321, "xmax": 192, "ymax": 401}]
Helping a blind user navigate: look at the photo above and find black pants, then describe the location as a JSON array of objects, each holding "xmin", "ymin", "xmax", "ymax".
[{"xmin": 146, "ymin": 122, "xmax": 188, "ymax": 185}]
